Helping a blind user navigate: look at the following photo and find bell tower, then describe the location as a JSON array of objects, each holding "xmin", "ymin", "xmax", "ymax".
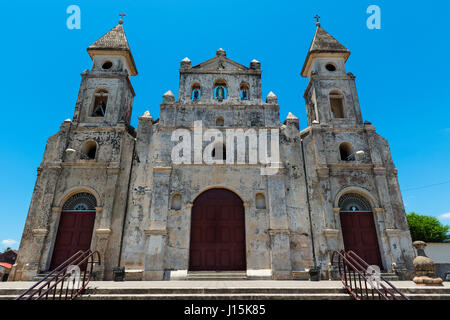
[
  {"xmin": 302, "ymin": 21, "xmax": 363, "ymax": 126},
  {"xmin": 73, "ymin": 17, "xmax": 137, "ymax": 126}
]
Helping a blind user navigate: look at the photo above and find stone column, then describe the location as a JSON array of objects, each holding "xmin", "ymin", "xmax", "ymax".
[
  {"xmin": 143, "ymin": 166, "xmax": 171, "ymax": 280},
  {"xmin": 92, "ymin": 165, "xmax": 119, "ymax": 278},
  {"xmin": 384, "ymin": 228, "xmax": 405, "ymax": 274},
  {"xmin": 92, "ymin": 226, "xmax": 111, "ymax": 280},
  {"xmin": 316, "ymin": 167, "xmax": 335, "ymax": 229},
  {"xmin": 97, "ymin": 166, "xmax": 120, "ymax": 228},
  {"xmin": 371, "ymin": 207, "xmax": 393, "ymax": 269},
  {"xmin": 25, "ymin": 166, "xmax": 61, "ymax": 279},
  {"xmin": 324, "ymin": 226, "xmax": 340, "ymax": 279},
  {"xmin": 373, "ymin": 168, "xmax": 395, "ymax": 229},
  {"xmin": 21, "ymin": 229, "xmax": 49, "ymax": 280},
  {"xmin": 267, "ymin": 173, "xmax": 292, "ymax": 279},
  {"xmin": 332, "ymin": 207, "xmax": 345, "ymax": 250},
  {"xmin": 323, "ymin": 228, "xmax": 340, "ymax": 253}
]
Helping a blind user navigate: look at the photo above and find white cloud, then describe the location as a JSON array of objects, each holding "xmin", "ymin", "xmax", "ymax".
[
  {"xmin": 438, "ymin": 212, "xmax": 450, "ymax": 220},
  {"xmin": 1, "ymin": 239, "xmax": 18, "ymax": 248}
]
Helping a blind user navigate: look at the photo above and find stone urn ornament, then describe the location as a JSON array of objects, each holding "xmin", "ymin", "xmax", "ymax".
[{"xmin": 412, "ymin": 241, "xmax": 443, "ymax": 286}]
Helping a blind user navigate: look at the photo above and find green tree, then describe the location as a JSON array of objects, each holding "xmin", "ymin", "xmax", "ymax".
[
  {"xmin": 3, "ymin": 247, "xmax": 11, "ymax": 253},
  {"xmin": 406, "ymin": 212, "xmax": 450, "ymax": 242}
]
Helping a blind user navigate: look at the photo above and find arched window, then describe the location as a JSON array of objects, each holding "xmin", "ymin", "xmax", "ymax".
[
  {"xmin": 240, "ymin": 83, "xmax": 250, "ymax": 100},
  {"xmin": 339, "ymin": 142, "xmax": 354, "ymax": 161},
  {"xmin": 255, "ymin": 193, "xmax": 266, "ymax": 209},
  {"xmin": 214, "ymin": 79, "xmax": 227, "ymax": 100},
  {"xmin": 62, "ymin": 192, "xmax": 97, "ymax": 211},
  {"xmin": 216, "ymin": 116, "xmax": 224, "ymax": 126},
  {"xmin": 212, "ymin": 143, "xmax": 226, "ymax": 160},
  {"xmin": 192, "ymin": 83, "xmax": 201, "ymax": 101},
  {"xmin": 92, "ymin": 89, "xmax": 108, "ymax": 117},
  {"xmin": 338, "ymin": 193, "xmax": 372, "ymax": 212},
  {"xmin": 171, "ymin": 193, "xmax": 182, "ymax": 210},
  {"xmin": 329, "ymin": 91, "xmax": 344, "ymax": 119},
  {"xmin": 81, "ymin": 140, "xmax": 97, "ymax": 160}
]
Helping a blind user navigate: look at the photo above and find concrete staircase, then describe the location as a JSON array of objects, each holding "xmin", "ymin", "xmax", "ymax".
[
  {"xmin": 82, "ymin": 286, "xmax": 352, "ymax": 300},
  {"xmin": 1, "ymin": 281, "xmax": 449, "ymax": 300}
]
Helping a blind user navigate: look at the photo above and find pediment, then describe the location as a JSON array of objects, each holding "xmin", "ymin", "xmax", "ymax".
[{"xmin": 192, "ymin": 57, "xmax": 249, "ymax": 72}]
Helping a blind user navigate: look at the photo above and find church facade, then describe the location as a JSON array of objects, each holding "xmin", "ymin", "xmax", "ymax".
[{"xmin": 10, "ymin": 20, "xmax": 416, "ymax": 281}]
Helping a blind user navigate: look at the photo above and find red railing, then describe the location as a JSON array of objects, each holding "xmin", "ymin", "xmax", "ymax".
[
  {"xmin": 16, "ymin": 250, "xmax": 101, "ymax": 300},
  {"xmin": 332, "ymin": 250, "xmax": 409, "ymax": 300}
]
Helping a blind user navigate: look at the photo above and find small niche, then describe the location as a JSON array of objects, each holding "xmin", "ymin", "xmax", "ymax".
[
  {"xmin": 171, "ymin": 194, "xmax": 182, "ymax": 210},
  {"xmin": 256, "ymin": 193, "xmax": 266, "ymax": 209}
]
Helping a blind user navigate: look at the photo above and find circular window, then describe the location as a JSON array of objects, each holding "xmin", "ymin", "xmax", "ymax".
[
  {"xmin": 326, "ymin": 63, "xmax": 336, "ymax": 72},
  {"xmin": 102, "ymin": 61, "xmax": 113, "ymax": 70}
]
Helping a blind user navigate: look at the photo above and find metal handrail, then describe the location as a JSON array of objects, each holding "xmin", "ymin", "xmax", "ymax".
[
  {"xmin": 15, "ymin": 250, "xmax": 85, "ymax": 299},
  {"xmin": 16, "ymin": 250, "xmax": 101, "ymax": 300},
  {"xmin": 346, "ymin": 250, "xmax": 409, "ymax": 300},
  {"xmin": 331, "ymin": 250, "xmax": 409, "ymax": 300}
]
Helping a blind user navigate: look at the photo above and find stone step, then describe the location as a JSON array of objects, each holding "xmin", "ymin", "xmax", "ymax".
[
  {"xmin": 187, "ymin": 271, "xmax": 247, "ymax": 280},
  {"xmin": 339, "ymin": 272, "xmax": 399, "ymax": 281},
  {"xmin": 84, "ymin": 287, "xmax": 348, "ymax": 295},
  {"xmin": 3, "ymin": 285, "xmax": 449, "ymax": 296},
  {"xmin": 32, "ymin": 272, "xmax": 51, "ymax": 282},
  {"xmin": 79, "ymin": 293, "xmax": 353, "ymax": 300}
]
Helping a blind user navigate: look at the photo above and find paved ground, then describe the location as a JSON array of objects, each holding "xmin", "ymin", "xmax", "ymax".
[{"xmin": 1, "ymin": 280, "xmax": 449, "ymax": 290}]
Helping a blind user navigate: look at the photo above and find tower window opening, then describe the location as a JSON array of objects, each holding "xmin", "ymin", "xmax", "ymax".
[
  {"xmin": 326, "ymin": 63, "xmax": 336, "ymax": 72},
  {"xmin": 214, "ymin": 79, "xmax": 227, "ymax": 100},
  {"xmin": 81, "ymin": 140, "xmax": 97, "ymax": 160},
  {"xmin": 102, "ymin": 61, "xmax": 113, "ymax": 70},
  {"xmin": 192, "ymin": 83, "xmax": 201, "ymax": 100},
  {"xmin": 339, "ymin": 142, "xmax": 355, "ymax": 161},
  {"xmin": 330, "ymin": 91, "xmax": 344, "ymax": 119},
  {"xmin": 240, "ymin": 83, "xmax": 250, "ymax": 100},
  {"xmin": 216, "ymin": 116, "xmax": 224, "ymax": 126},
  {"xmin": 92, "ymin": 89, "xmax": 108, "ymax": 117}
]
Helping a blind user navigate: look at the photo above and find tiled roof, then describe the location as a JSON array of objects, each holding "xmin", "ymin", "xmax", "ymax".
[
  {"xmin": 308, "ymin": 25, "xmax": 349, "ymax": 54},
  {"xmin": 301, "ymin": 24, "xmax": 350, "ymax": 76},
  {"xmin": 87, "ymin": 22, "xmax": 138, "ymax": 76},
  {"xmin": 0, "ymin": 262, "xmax": 12, "ymax": 269},
  {"xmin": 88, "ymin": 24, "xmax": 131, "ymax": 51}
]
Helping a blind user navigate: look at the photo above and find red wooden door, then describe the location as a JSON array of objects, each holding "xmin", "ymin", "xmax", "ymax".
[
  {"xmin": 189, "ymin": 189, "xmax": 246, "ymax": 271},
  {"xmin": 50, "ymin": 211, "xmax": 96, "ymax": 270},
  {"xmin": 340, "ymin": 211, "xmax": 383, "ymax": 268}
]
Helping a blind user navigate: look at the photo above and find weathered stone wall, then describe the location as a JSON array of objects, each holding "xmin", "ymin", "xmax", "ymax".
[{"xmin": 11, "ymin": 43, "xmax": 416, "ymax": 282}]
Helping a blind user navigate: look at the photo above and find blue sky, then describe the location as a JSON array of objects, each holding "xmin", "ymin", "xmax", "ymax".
[{"xmin": 1, "ymin": 0, "xmax": 449, "ymax": 250}]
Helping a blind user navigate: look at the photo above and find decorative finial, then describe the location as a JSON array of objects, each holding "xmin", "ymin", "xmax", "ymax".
[
  {"xmin": 119, "ymin": 13, "xmax": 126, "ymax": 24},
  {"xmin": 314, "ymin": 14, "xmax": 320, "ymax": 26},
  {"xmin": 216, "ymin": 48, "xmax": 226, "ymax": 57}
]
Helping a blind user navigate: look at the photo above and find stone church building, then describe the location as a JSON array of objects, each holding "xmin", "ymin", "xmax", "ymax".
[{"xmin": 10, "ymin": 19, "xmax": 416, "ymax": 281}]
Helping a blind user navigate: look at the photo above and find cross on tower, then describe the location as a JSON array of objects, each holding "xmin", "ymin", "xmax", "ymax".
[
  {"xmin": 314, "ymin": 15, "xmax": 321, "ymax": 23},
  {"xmin": 119, "ymin": 13, "xmax": 126, "ymax": 24}
]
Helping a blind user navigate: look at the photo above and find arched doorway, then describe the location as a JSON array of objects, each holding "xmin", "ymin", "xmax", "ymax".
[
  {"xmin": 189, "ymin": 189, "xmax": 246, "ymax": 271},
  {"xmin": 50, "ymin": 193, "xmax": 97, "ymax": 270},
  {"xmin": 339, "ymin": 193, "xmax": 383, "ymax": 268}
]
